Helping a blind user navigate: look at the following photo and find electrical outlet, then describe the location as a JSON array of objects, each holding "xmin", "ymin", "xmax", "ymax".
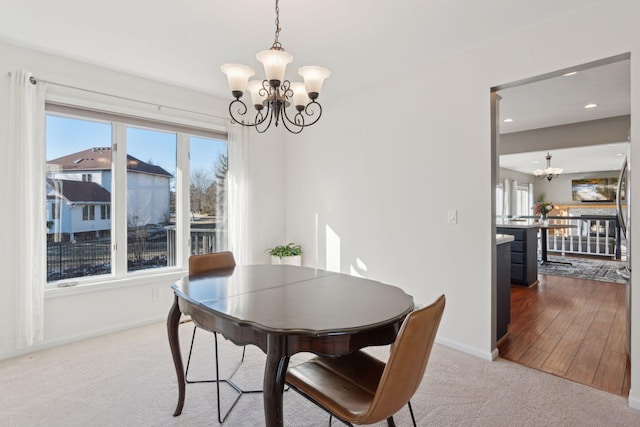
[{"xmin": 152, "ymin": 287, "xmax": 161, "ymax": 302}]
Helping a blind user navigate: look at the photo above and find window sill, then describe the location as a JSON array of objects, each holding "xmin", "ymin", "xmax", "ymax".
[{"xmin": 44, "ymin": 268, "xmax": 187, "ymax": 300}]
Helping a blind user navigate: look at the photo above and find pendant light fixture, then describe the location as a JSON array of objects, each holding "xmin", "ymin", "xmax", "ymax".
[
  {"xmin": 533, "ymin": 152, "xmax": 563, "ymax": 181},
  {"xmin": 220, "ymin": 0, "xmax": 330, "ymax": 134}
]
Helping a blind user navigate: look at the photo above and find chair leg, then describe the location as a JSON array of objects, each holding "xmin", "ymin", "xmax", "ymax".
[
  {"xmin": 184, "ymin": 325, "xmax": 262, "ymax": 424},
  {"xmin": 184, "ymin": 325, "xmax": 199, "ymax": 383},
  {"xmin": 214, "ymin": 332, "xmax": 242, "ymax": 423},
  {"xmin": 407, "ymin": 400, "xmax": 417, "ymax": 427},
  {"xmin": 386, "ymin": 416, "xmax": 396, "ymax": 427}
]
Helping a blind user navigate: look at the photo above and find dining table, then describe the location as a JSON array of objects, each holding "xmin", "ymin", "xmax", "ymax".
[{"xmin": 167, "ymin": 264, "xmax": 415, "ymax": 427}]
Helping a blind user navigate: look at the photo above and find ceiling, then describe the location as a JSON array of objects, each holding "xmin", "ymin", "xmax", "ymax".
[
  {"xmin": 0, "ymin": 0, "xmax": 610, "ymax": 97},
  {"xmin": 499, "ymin": 143, "xmax": 629, "ymax": 175},
  {"xmin": 497, "ymin": 58, "xmax": 631, "ymax": 174},
  {"xmin": 0, "ymin": 0, "xmax": 630, "ymax": 174},
  {"xmin": 498, "ymin": 59, "xmax": 630, "ymax": 134}
]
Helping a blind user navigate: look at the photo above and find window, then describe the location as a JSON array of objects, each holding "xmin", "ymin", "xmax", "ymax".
[
  {"xmin": 496, "ymin": 184, "xmax": 504, "ymax": 218},
  {"xmin": 45, "ymin": 105, "xmax": 228, "ymax": 284},
  {"xmin": 82, "ymin": 205, "xmax": 95, "ymax": 221},
  {"xmin": 52, "ymin": 201, "xmax": 60, "ymax": 220},
  {"xmin": 515, "ymin": 183, "xmax": 531, "ymax": 217},
  {"xmin": 189, "ymin": 136, "xmax": 229, "ymax": 254},
  {"xmin": 101, "ymin": 205, "xmax": 110, "ymax": 220}
]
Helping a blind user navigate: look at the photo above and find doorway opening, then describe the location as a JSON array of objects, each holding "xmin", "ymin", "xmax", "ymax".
[{"xmin": 491, "ymin": 54, "xmax": 631, "ymax": 396}]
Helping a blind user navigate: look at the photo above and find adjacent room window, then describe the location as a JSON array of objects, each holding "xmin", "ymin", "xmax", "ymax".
[
  {"xmin": 515, "ymin": 183, "xmax": 531, "ymax": 217},
  {"xmin": 45, "ymin": 106, "xmax": 228, "ymax": 285},
  {"xmin": 496, "ymin": 184, "xmax": 504, "ymax": 218}
]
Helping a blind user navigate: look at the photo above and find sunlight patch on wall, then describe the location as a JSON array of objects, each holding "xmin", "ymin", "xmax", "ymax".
[
  {"xmin": 349, "ymin": 257, "xmax": 368, "ymax": 277},
  {"xmin": 326, "ymin": 224, "xmax": 340, "ymax": 272}
]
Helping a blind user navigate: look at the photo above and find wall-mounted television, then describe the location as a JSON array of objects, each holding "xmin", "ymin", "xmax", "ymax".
[{"xmin": 571, "ymin": 178, "xmax": 618, "ymax": 202}]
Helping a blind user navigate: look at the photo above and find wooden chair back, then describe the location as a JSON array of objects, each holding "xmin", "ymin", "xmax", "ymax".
[{"xmin": 188, "ymin": 251, "xmax": 236, "ymax": 275}]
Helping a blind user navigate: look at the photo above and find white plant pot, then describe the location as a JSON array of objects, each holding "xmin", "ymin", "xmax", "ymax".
[{"xmin": 271, "ymin": 255, "xmax": 302, "ymax": 266}]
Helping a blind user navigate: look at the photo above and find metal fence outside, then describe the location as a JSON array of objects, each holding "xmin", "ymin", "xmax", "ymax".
[{"xmin": 47, "ymin": 227, "xmax": 226, "ymax": 282}]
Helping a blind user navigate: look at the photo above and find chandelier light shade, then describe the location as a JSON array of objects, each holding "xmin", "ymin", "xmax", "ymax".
[
  {"xmin": 533, "ymin": 152, "xmax": 563, "ymax": 181},
  {"xmin": 220, "ymin": 0, "xmax": 330, "ymax": 134}
]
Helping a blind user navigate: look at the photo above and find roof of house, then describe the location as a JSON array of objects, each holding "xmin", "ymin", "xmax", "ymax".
[
  {"xmin": 47, "ymin": 147, "xmax": 172, "ymax": 178},
  {"xmin": 47, "ymin": 178, "xmax": 111, "ymax": 204}
]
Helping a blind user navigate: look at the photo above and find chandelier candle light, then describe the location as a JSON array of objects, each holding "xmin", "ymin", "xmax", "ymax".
[
  {"xmin": 220, "ymin": 0, "xmax": 330, "ymax": 134},
  {"xmin": 533, "ymin": 152, "xmax": 563, "ymax": 181}
]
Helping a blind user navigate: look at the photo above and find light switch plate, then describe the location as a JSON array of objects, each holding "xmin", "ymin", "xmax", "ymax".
[{"xmin": 447, "ymin": 209, "xmax": 457, "ymax": 224}]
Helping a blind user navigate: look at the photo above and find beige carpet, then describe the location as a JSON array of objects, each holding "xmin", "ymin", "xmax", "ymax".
[{"xmin": 1, "ymin": 321, "xmax": 640, "ymax": 427}]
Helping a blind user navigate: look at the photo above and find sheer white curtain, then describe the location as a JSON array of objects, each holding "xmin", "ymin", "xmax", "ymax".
[
  {"xmin": 529, "ymin": 183, "xmax": 534, "ymax": 214},
  {"xmin": 7, "ymin": 70, "xmax": 47, "ymax": 348},
  {"xmin": 227, "ymin": 123, "xmax": 251, "ymax": 265},
  {"xmin": 513, "ymin": 180, "xmax": 520, "ymax": 216}
]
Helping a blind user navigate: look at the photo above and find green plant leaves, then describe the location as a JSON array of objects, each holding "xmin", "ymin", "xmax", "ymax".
[{"xmin": 266, "ymin": 242, "xmax": 302, "ymax": 257}]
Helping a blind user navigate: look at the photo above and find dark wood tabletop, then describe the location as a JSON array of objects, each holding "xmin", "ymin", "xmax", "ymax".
[{"xmin": 167, "ymin": 264, "xmax": 414, "ymax": 427}]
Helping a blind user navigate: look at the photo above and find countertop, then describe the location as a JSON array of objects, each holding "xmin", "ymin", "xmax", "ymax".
[
  {"xmin": 496, "ymin": 219, "xmax": 539, "ymax": 229},
  {"xmin": 496, "ymin": 234, "xmax": 515, "ymax": 245}
]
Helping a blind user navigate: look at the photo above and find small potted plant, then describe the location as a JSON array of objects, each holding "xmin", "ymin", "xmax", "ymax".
[{"xmin": 266, "ymin": 242, "xmax": 302, "ymax": 266}]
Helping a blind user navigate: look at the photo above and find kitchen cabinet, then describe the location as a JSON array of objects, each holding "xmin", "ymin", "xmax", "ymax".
[{"xmin": 497, "ymin": 223, "xmax": 539, "ymax": 287}]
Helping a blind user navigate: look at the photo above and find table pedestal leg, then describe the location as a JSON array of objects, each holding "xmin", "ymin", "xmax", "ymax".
[
  {"xmin": 167, "ymin": 295, "xmax": 185, "ymax": 416},
  {"xmin": 540, "ymin": 228, "xmax": 573, "ymax": 266},
  {"xmin": 541, "ymin": 229, "xmax": 549, "ymax": 263},
  {"xmin": 264, "ymin": 335, "xmax": 289, "ymax": 427}
]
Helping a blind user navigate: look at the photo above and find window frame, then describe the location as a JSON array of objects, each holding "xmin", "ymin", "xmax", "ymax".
[{"xmin": 44, "ymin": 101, "xmax": 228, "ymax": 290}]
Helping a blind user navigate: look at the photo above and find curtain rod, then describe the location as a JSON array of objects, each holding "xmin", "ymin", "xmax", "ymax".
[{"xmin": 7, "ymin": 71, "xmax": 228, "ymax": 121}]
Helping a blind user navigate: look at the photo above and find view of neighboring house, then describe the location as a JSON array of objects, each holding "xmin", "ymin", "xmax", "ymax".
[
  {"xmin": 46, "ymin": 147, "xmax": 173, "ymax": 242},
  {"xmin": 46, "ymin": 178, "xmax": 111, "ymax": 241}
]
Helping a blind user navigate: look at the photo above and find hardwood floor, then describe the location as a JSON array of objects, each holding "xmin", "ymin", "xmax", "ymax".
[{"xmin": 498, "ymin": 272, "xmax": 631, "ymax": 396}]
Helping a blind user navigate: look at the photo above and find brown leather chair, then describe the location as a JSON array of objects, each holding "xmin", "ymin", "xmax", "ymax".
[
  {"xmin": 286, "ymin": 294, "xmax": 445, "ymax": 426},
  {"xmin": 188, "ymin": 251, "xmax": 236, "ymax": 275},
  {"xmin": 185, "ymin": 252, "xmax": 261, "ymax": 423}
]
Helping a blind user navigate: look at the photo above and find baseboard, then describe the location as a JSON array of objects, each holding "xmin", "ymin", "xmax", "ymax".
[
  {"xmin": 628, "ymin": 389, "xmax": 640, "ymax": 410},
  {"xmin": 0, "ymin": 315, "xmax": 166, "ymax": 361},
  {"xmin": 435, "ymin": 336, "xmax": 495, "ymax": 361}
]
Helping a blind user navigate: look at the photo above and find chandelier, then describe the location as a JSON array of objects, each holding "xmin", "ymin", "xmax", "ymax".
[
  {"xmin": 220, "ymin": 0, "xmax": 330, "ymax": 134},
  {"xmin": 533, "ymin": 152, "xmax": 563, "ymax": 181}
]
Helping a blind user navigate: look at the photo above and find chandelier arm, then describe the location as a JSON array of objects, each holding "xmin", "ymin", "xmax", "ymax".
[
  {"xmin": 281, "ymin": 102, "xmax": 304, "ymax": 127},
  {"xmin": 228, "ymin": 98, "xmax": 272, "ymax": 128},
  {"xmin": 255, "ymin": 102, "xmax": 275, "ymax": 133},
  {"xmin": 281, "ymin": 100, "xmax": 323, "ymax": 129},
  {"xmin": 303, "ymin": 100, "xmax": 323, "ymax": 125},
  {"xmin": 280, "ymin": 112, "xmax": 304, "ymax": 134}
]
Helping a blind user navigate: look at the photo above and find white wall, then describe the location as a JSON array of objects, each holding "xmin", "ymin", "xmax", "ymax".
[
  {"xmin": 0, "ymin": 39, "xmax": 286, "ymax": 359},
  {"xmin": 499, "ymin": 168, "xmax": 533, "ymax": 185},
  {"xmin": 246, "ymin": 127, "xmax": 288, "ymax": 263},
  {"xmin": 285, "ymin": 0, "xmax": 640, "ymax": 406}
]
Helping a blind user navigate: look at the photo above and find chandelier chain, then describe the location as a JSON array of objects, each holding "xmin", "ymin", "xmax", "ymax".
[{"xmin": 273, "ymin": 0, "xmax": 282, "ymax": 49}]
